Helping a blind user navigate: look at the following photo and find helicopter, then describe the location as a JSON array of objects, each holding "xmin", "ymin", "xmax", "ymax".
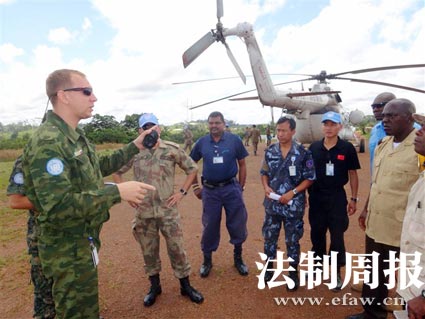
[{"xmin": 179, "ymin": 0, "xmax": 425, "ymax": 147}]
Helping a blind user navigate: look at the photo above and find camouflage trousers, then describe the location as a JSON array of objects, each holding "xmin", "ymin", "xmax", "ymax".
[
  {"xmin": 27, "ymin": 212, "xmax": 55, "ymax": 319},
  {"xmin": 262, "ymin": 213, "xmax": 304, "ymax": 266},
  {"xmin": 38, "ymin": 233, "xmax": 100, "ymax": 319},
  {"xmin": 132, "ymin": 215, "xmax": 191, "ymax": 278}
]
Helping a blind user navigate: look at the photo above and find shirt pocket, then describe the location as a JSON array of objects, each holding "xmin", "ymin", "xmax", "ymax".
[
  {"xmin": 407, "ymin": 205, "xmax": 425, "ymax": 249},
  {"xmin": 158, "ymin": 158, "xmax": 175, "ymax": 200}
]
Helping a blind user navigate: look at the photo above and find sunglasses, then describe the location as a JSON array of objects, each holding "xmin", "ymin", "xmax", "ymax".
[
  {"xmin": 141, "ymin": 123, "xmax": 155, "ymax": 130},
  {"xmin": 62, "ymin": 87, "xmax": 93, "ymax": 96},
  {"xmin": 371, "ymin": 101, "xmax": 387, "ymax": 109}
]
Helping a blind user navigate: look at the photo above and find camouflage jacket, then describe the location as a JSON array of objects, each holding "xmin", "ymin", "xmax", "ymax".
[
  {"xmin": 116, "ymin": 139, "xmax": 197, "ymax": 218},
  {"xmin": 22, "ymin": 111, "xmax": 140, "ymax": 239},
  {"xmin": 7, "ymin": 155, "xmax": 25, "ymax": 197}
]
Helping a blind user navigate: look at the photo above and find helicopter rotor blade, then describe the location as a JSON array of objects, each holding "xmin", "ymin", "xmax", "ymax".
[
  {"xmin": 189, "ymin": 88, "xmax": 258, "ymax": 110},
  {"xmin": 330, "ymin": 64, "xmax": 425, "ymax": 78},
  {"xmin": 333, "ymin": 76, "xmax": 425, "ymax": 93},
  {"xmin": 229, "ymin": 96, "xmax": 259, "ymax": 101},
  {"xmin": 229, "ymin": 90, "xmax": 342, "ymax": 101},
  {"xmin": 182, "ymin": 31, "xmax": 216, "ymax": 68},
  {"xmin": 223, "ymin": 41, "xmax": 246, "ymax": 84},
  {"xmin": 189, "ymin": 78, "xmax": 314, "ymax": 109},
  {"xmin": 217, "ymin": 0, "xmax": 223, "ymax": 20},
  {"xmin": 172, "ymin": 73, "xmax": 313, "ymax": 85}
]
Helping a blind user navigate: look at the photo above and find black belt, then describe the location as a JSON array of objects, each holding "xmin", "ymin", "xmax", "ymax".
[{"xmin": 202, "ymin": 177, "xmax": 235, "ymax": 189}]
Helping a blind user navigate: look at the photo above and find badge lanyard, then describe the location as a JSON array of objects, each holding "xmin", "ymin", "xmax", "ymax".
[{"xmin": 213, "ymin": 145, "xmax": 224, "ymax": 164}]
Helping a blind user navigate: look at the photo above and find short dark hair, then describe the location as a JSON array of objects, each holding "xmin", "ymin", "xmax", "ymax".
[
  {"xmin": 208, "ymin": 111, "xmax": 225, "ymax": 123},
  {"xmin": 276, "ymin": 116, "xmax": 296, "ymax": 130},
  {"xmin": 46, "ymin": 69, "xmax": 86, "ymax": 105}
]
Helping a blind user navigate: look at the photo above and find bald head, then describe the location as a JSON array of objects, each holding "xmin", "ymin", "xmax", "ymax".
[
  {"xmin": 382, "ymin": 98, "xmax": 416, "ymax": 142},
  {"xmin": 372, "ymin": 92, "xmax": 396, "ymax": 121},
  {"xmin": 373, "ymin": 92, "xmax": 396, "ymax": 105}
]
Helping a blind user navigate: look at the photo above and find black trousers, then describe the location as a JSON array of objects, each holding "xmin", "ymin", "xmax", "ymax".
[
  {"xmin": 308, "ymin": 189, "xmax": 349, "ymax": 268},
  {"xmin": 362, "ymin": 235, "xmax": 400, "ymax": 319}
]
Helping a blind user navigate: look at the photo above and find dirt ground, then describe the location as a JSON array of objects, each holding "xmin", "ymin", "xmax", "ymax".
[{"xmin": 1, "ymin": 140, "xmax": 399, "ymax": 319}]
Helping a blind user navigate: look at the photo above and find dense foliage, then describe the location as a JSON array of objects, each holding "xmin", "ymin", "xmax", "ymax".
[{"xmin": 0, "ymin": 113, "xmax": 296, "ymax": 150}]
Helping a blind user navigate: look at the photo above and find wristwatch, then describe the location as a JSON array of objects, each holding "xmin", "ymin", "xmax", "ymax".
[
  {"xmin": 180, "ymin": 188, "xmax": 187, "ymax": 196},
  {"xmin": 421, "ymin": 289, "xmax": 425, "ymax": 299},
  {"xmin": 292, "ymin": 188, "xmax": 298, "ymax": 195}
]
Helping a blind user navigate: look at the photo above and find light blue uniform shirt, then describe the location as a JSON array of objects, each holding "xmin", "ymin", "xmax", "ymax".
[{"xmin": 369, "ymin": 122, "xmax": 386, "ymax": 173}]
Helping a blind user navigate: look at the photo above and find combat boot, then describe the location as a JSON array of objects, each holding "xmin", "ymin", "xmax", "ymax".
[
  {"xmin": 179, "ymin": 276, "xmax": 204, "ymax": 304},
  {"xmin": 264, "ymin": 260, "xmax": 274, "ymax": 283},
  {"xmin": 200, "ymin": 253, "xmax": 212, "ymax": 278},
  {"xmin": 143, "ymin": 274, "xmax": 162, "ymax": 307},
  {"xmin": 287, "ymin": 265, "xmax": 299, "ymax": 292},
  {"xmin": 234, "ymin": 244, "xmax": 249, "ymax": 276},
  {"xmin": 332, "ymin": 267, "xmax": 343, "ymax": 292}
]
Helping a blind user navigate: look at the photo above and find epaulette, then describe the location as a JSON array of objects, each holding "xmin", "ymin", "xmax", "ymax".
[{"xmin": 375, "ymin": 135, "xmax": 391, "ymax": 149}]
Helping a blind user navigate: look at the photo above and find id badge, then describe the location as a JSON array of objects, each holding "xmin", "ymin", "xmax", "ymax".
[
  {"xmin": 91, "ymin": 245, "xmax": 99, "ymax": 267},
  {"xmin": 326, "ymin": 162, "xmax": 334, "ymax": 176},
  {"xmin": 213, "ymin": 156, "xmax": 224, "ymax": 164},
  {"xmin": 289, "ymin": 165, "xmax": 296, "ymax": 176},
  {"xmin": 88, "ymin": 237, "xmax": 99, "ymax": 267}
]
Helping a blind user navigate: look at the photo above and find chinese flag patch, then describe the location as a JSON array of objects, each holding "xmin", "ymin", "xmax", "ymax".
[{"xmin": 337, "ymin": 154, "xmax": 345, "ymax": 160}]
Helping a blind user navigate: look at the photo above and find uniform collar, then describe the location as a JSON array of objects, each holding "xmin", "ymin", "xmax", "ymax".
[
  {"xmin": 46, "ymin": 110, "xmax": 82, "ymax": 144},
  {"xmin": 209, "ymin": 132, "xmax": 226, "ymax": 143}
]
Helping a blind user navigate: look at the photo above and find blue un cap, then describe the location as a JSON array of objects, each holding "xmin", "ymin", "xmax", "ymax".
[
  {"xmin": 321, "ymin": 111, "xmax": 342, "ymax": 124},
  {"xmin": 139, "ymin": 113, "xmax": 159, "ymax": 128}
]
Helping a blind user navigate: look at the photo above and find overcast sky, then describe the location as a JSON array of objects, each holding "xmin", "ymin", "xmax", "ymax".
[{"xmin": 0, "ymin": 0, "xmax": 424, "ymax": 126}]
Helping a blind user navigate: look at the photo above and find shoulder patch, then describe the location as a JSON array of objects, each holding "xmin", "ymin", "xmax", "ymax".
[
  {"xmin": 13, "ymin": 172, "xmax": 24, "ymax": 185},
  {"xmin": 306, "ymin": 159, "xmax": 314, "ymax": 169},
  {"xmin": 46, "ymin": 158, "xmax": 64, "ymax": 176}
]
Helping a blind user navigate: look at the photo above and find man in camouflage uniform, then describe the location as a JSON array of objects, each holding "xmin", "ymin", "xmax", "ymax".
[
  {"xmin": 250, "ymin": 124, "xmax": 262, "ymax": 156},
  {"xmin": 260, "ymin": 116, "xmax": 316, "ymax": 291},
  {"xmin": 7, "ymin": 155, "xmax": 55, "ymax": 319},
  {"xmin": 183, "ymin": 126, "xmax": 194, "ymax": 153},
  {"xmin": 22, "ymin": 69, "xmax": 155, "ymax": 319},
  {"xmin": 113, "ymin": 113, "xmax": 203, "ymax": 307}
]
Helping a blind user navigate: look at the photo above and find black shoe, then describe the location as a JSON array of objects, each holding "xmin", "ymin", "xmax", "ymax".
[
  {"xmin": 264, "ymin": 260, "xmax": 274, "ymax": 283},
  {"xmin": 180, "ymin": 286, "xmax": 204, "ymax": 304},
  {"xmin": 180, "ymin": 277, "xmax": 204, "ymax": 303},
  {"xmin": 345, "ymin": 313, "xmax": 365, "ymax": 319},
  {"xmin": 180, "ymin": 277, "xmax": 204, "ymax": 304},
  {"xmin": 234, "ymin": 256, "xmax": 249, "ymax": 276},
  {"xmin": 200, "ymin": 262, "xmax": 212, "ymax": 277},
  {"xmin": 144, "ymin": 274, "xmax": 162, "ymax": 307},
  {"xmin": 264, "ymin": 270, "xmax": 273, "ymax": 283},
  {"xmin": 200, "ymin": 255, "xmax": 212, "ymax": 278},
  {"xmin": 143, "ymin": 285, "xmax": 162, "ymax": 307},
  {"xmin": 287, "ymin": 271, "xmax": 299, "ymax": 292},
  {"xmin": 332, "ymin": 272, "xmax": 343, "ymax": 292}
]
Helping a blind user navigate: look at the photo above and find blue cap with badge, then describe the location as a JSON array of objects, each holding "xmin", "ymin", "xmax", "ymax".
[
  {"xmin": 139, "ymin": 113, "xmax": 159, "ymax": 128},
  {"xmin": 321, "ymin": 111, "xmax": 342, "ymax": 124}
]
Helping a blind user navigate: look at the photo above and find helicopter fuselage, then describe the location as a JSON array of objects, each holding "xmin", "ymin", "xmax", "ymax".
[{"xmin": 224, "ymin": 22, "xmax": 342, "ymax": 117}]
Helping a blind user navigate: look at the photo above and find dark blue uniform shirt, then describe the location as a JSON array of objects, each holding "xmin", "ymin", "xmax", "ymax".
[{"xmin": 190, "ymin": 132, "xmax": 248, "ymax": 183}]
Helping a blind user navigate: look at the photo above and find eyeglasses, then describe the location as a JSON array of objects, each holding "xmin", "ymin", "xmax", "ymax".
[
  {"xmin": 62, "ymin": 87, "xmax": 93, "ymax": 96},
  {"xmin": 371, "ymin": 101, "xmax": 388, "ymax": 109}
]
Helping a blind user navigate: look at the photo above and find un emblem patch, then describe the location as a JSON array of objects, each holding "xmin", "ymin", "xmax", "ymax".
[{"xmin": 46, "ymin": 158, "xmax": 64, "ymax": 176}]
